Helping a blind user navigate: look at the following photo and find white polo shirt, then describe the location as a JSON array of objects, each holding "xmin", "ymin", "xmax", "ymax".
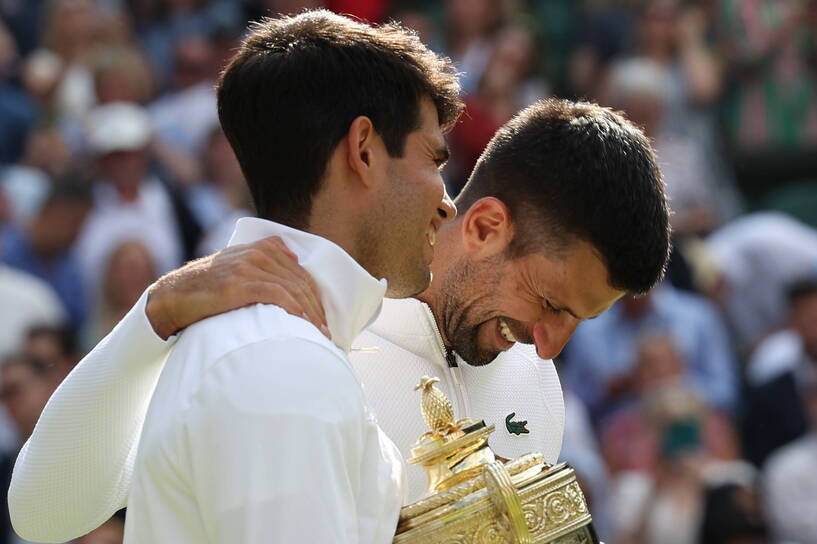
[
  {"xmin": 10, "ymin": 226, "xmax": 565, "ymax": 543},
  {"xmin": 124, "ymin": 218, "xmax": 404, "ymax": 544}
]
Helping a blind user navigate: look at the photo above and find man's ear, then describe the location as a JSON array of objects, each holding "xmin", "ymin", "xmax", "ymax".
[
  {"xmin": 345, "ymin": 115, "xmax": 379, "ymax": 188},
  {"xmin": 460, "ymin": 197, "xmax": 513, "ymax": 256}
]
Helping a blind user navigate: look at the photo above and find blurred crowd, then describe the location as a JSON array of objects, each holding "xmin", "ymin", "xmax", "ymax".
[{"xmin": 1, "ymin": 0, "xmax": 817, "ymax": 543}]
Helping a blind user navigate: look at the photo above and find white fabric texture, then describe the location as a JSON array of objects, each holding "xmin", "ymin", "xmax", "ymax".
[
  {"xmin": 9, "ymin": 221, "xmax": 566, "ymax": 539},
  {"xmin": 353, "ymin": 296, "xmax": 565, "ymax": 502},
  {"xmin": 9, "ymin": 287, "xmax": 172, "ymax": 542},
  {"xmin": 123, "ymin": 217, "xmax": 402, "ymax": 543}
]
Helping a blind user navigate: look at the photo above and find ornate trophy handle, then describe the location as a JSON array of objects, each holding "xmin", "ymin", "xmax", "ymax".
[{"xmin": 483, "ymin": 461, "xmax": 532, "ymax": 544}]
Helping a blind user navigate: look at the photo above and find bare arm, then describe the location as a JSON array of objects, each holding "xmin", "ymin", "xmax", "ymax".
[{"xmin": 9, "ymin": 236, "xmax": 326, "ymax": 542}]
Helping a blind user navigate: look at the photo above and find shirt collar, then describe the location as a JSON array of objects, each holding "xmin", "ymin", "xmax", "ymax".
[{"xmin": 228, "ymin": 217, "xmax": 387, "ymax": 352}]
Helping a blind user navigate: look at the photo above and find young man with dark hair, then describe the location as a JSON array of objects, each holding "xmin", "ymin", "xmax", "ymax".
[{"xmin": 15, "ymin": 11, "xmax": 460, "ymax": 544}]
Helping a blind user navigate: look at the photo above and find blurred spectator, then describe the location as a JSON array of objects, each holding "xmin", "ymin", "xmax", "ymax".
[
  {"xmin": 83, "ymin": 240, "xmax": 157, "ymax": 349},
  {"xmin": 189, "ymin": 126, "xmax": 252, "ymax": 255},
  {"xmin": 448, "ymin": 23, "xmax": 549, "ymax": 193},
  {"xmin": 74, "ymin": 101, "xmax": 184, "ymax": 296},
  {"xmin": 743, "ymin": 278, "xmax": 817, "ymax": 467},
  {"xmin": 0, "ymin": 0, "xmax": 47, "ymax": 58},
  {"xmin": 90, "ymin": 45, "xmax": 154, "ymax": 106},
  {"xmin": 0, "ymin": 125, "xmax": 72, "ymax": 234},
  {"xmin": 609, "ymin": 385, "xmax": 756, "ymax": 544},
  {"xmin": 705, "ymin": 212, "xmax": 817, "ymax": 351},
  {"xmin": 601, "ymin": 334, "xmax": 740, "ymax": 475},
  {"xmin": 0, "ymin": 20, "xmax": 36, "ymax": 165},
  {"xmin": 562, "ymin": 283, "xmax": 738, "ymax": 420},
  {"xmin": 607, "ymin": 58, "xmax": 721, "ymax": 234},
  {"xmin": 0, "ymin": 166, "xmax": 49, "ymax": 229},
  {"xmin": 567, "ymin": 0, "xmax": 638, "ymax": 99},
  {"xmin": 628, "ymin": 0, "xmax": 722, "ymax": 136},
  {"xmin": 149, "ymin": 35, "xmax": 217, "ymax": 156},
  {"xmin": 1, "ymin": 176, "xmax": 91, "ymax": 330},
  {"xmin": 442, "ymin": 0, "xmax": 502, "ymax": 94},
  {"xmin": 21, "ymin": 0, "xmax": 101, "ymax": 121},
  {"xmin": 23, "ymin": 324, "xmax": 79, "ymax": 382},
  {"xmin": 719, "ymin": 0, "xmax": 817, "ymax": 151},
  {"xmin": 135, "ymin": 0, "xmax": 214, "ymax": 90},
  {"xmin": 0, "ymin": 354, "xmax": 61, "ymax": 544},
  {"xmin": 0, "ymin": 262, "xmax": 65, "ymax": 361},
  {"xmin": 698, "ymin": 481, "xmax": 768, "ymax": 544},
  {"xmin": 762, "ymin": 371, "xmax": 817, "ymax": 544},
  {"xmin": 600, "ymin": 0, "xmax": 742, "ymax": 233}
]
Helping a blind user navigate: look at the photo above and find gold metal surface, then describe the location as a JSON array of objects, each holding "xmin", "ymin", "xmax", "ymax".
[{"xmin": 395, "ymin": 376, "xmax": 598, "ymax": 544}]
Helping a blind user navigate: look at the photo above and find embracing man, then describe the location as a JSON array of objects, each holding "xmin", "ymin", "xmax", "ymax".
[
  {"xmin": 15, "ymin": 11, "xmax": 462, "ymax": 544},
  {"xmin": 10, "ymin": 14, "xmax": 671, "ymax": 544}
]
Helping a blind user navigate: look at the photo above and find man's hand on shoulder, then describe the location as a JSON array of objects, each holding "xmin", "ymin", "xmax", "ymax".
[{"xmin": 146, "ymin": 236, "xmax": 329, "ymax": 340}]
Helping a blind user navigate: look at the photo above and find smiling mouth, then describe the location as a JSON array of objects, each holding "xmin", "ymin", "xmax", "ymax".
[{"xmin": 498, "ymin": 318, "xmax": 518, "ymax": 343}]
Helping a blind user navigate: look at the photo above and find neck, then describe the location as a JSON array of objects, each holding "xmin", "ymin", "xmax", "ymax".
[{"xmin": 306, "ymin": 196, "xmax": 364, "ymax": 269}]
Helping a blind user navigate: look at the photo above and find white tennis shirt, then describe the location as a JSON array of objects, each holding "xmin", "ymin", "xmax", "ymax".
[
  {"xmin": 128, "ymin": 218, "xmax": 403, "ymax": 543},
  {"xmin": 10, "ymin": 220, "xmax": 565, "ymax": 543}
]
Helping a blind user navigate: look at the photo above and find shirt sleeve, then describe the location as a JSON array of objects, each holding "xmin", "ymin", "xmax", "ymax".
[
  {"xmin": 9, "ymin": 287, "xmax": 175, "ymax": 543},
  {"xmin": 181, "ymin": 338, "xmax": 370, "ymax": 544}
]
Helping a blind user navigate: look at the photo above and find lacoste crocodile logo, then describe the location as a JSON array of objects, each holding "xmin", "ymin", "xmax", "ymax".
[{"xmin": 505, "ymin": 412, "xmax": 529, "ymax": 435}]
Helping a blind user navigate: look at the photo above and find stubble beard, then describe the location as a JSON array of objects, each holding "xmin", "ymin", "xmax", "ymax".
[{"xmin": 437, "ymin": 255, "xmax": 505, "ymax": 366}]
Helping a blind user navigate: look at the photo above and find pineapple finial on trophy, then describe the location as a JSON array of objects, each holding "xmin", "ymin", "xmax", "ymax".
[{"xmin": 414, "ymin": 376, "xmax": 458, "ymax": 437}]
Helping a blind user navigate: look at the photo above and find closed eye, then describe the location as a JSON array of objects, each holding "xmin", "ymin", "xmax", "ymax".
[{"xmin": 544, "ymin": 300, "xmax": 563, "ymax": 314}]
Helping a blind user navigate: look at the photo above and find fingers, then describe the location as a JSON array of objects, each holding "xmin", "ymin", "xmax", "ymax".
[
  {"xmin": 155, "ymin": 236, "xmax": 330, "ymax": 339},
  {"xmin": 249, "ymin": 280, "xmax": 331, "ymax": 340},
  {"xmin": 239, "ymin": 237, "xmax": 328, "ymax": 335},
  {"xmin": 250, "ymin": 238, "xmax": 326, "ymax": 322}
]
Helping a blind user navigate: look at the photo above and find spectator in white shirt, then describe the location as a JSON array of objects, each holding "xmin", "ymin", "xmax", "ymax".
[
  {"xmin": 763, "ymin": 373, "xmax": 817, "ymax": 544},
  {"xmin": 74, "ymin": 102, "xmax": 184, "ymax": 296}
]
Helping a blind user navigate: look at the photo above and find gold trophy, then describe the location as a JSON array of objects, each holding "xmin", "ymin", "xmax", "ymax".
[{"xmin": 394, "ymin": 376, "xmax": 600, "ymax": 544}]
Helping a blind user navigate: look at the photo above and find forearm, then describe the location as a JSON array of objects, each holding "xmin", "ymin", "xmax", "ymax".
[{"xmin": 9, "ymin": 287, "xmax": 174, "ymax": 542}]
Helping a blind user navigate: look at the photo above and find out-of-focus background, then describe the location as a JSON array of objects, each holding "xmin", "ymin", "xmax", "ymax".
[{"xmin": 0, "ymin": 0, "xmax": 816, "ymax": 543}]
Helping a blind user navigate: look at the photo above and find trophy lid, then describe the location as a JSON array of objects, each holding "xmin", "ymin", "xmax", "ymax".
[{"xmin": 409, "ymin": 376, "xmax": 497, "ymax": 494}]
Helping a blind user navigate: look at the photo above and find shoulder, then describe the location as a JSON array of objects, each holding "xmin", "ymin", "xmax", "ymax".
[{"xmin": 185, "ymin": 314, "xmax": 364, "ymax": 421}]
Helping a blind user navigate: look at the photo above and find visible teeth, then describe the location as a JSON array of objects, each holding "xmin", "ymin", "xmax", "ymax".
[
  {"xmin": 427, "ymin": 229, "xmax": 436, "ymax": 247},
  {"xmin": 498, "ymin": 318, "xmax": 517, "ymax": 343}
]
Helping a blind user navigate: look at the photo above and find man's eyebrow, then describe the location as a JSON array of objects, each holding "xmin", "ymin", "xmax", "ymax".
[
  {"xmin": 560, "ymin": 305, "xmax": 583, "ymax": 321},
  {"xmin": 552, "ymin": 300, "xmax": 599, "ymax": 321}
]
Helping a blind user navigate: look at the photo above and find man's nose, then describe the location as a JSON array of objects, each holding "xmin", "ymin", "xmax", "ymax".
[
  {"xmin": 532, "ymin": 321, "xmax": 580, "ymax": 360},
  {"xmin": 437, "ymin": 188, "xmax": 457, "ymax": 223}
]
